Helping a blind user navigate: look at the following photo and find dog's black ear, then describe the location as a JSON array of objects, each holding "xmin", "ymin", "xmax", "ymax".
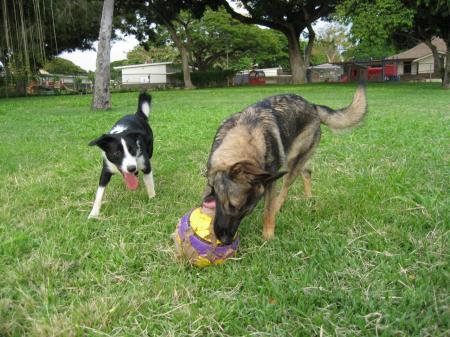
[{"xmin": 88, "ymin": 134, "xmax": 115, "ymax": 151}]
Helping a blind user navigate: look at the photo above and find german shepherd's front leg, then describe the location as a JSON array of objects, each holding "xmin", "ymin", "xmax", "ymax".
[{"xmin": 263, "ymin": 182, "xmax": 278, "ymax": 240}]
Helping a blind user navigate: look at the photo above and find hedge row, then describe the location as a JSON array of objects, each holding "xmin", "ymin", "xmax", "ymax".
[{"xmin": 172, "ymin": 70, "xmax": 236, "ymax": 88}]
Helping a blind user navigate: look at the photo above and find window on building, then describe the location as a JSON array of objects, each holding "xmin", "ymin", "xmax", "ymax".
[{"xmin": 404, "ymin": 62, "xmax": 412, "ymax": 74}]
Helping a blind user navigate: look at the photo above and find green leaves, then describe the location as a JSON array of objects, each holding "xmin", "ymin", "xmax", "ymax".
[
  {"xmin": 337, "ymin": 0, "xmax": 414, "ymax": 46},
  {"xmin": 189, "ymin": 9, "xmax": 289, "ymax": 71},
  {"xmin": 44, "ymin": 57, "xmax": 87, "ymax": 75}
]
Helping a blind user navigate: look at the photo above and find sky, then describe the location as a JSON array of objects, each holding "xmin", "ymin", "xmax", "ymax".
[{"xmin": 59, "ymin": 31, "xmax": 139, "ymax": 72}]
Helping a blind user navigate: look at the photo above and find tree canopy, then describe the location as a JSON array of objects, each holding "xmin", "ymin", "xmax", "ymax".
[
  {"xmin": 337, "ymin": 0, "xmax": 414, "ymax": 59},
  {"xmin": 116, "ymin": 0, "xmax": 214, "ymax": 89},
  {"xmin": 127, "ymin": 45, "xmax": 179, "ymax": 64},
  {"xmin": 219, "ymin": 0, "xmax": 340, "ymax": 83},
  {"xmin": 44, "ymin": 57, "xmax": 87, "ymax": 75},
  {"xmin": 312, "ymin": 24, "xmax": 352, "ymax": 63},
  {"xmin": 147, "ymin": 8, "xmax": 290, "ymax": 71},
  {"xmin": 112, "ymin": 7, "xmax": 290, "ymax": 79}
]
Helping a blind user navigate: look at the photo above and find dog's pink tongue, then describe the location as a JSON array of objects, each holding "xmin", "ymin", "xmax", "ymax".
[
  {"xmin": 123, "ymin": 173, "xmax": 139, "ymax": 190},
  {"xmin": 201, "ymin": 198, "xmax": 216, "ymax": 217},
  {"xmin": 203, "ymin": 199, "xmax": 216, "ymax": 209}
]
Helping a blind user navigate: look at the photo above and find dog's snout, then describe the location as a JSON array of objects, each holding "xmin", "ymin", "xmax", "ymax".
[
  {"xmin": 218, "ymin": 234, "xmax": 233, "ymax": 245},
  {"xmin": 214, "ymin": 221, "xmax": 233, "ymax": 245},
  {"xmin": 127, "ymin": 165, "xmax": 136, "ymax": 173}
]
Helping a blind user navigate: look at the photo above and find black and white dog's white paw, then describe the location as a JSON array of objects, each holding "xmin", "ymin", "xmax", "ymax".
[{"xmin": 143, "ymin": 171, "xmax": 156, "ymax": 199}]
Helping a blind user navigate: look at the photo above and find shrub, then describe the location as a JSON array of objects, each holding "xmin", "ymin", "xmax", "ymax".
[{"xmin": 173, "ymin": 70, "xmax": 236, "ymax": 88}]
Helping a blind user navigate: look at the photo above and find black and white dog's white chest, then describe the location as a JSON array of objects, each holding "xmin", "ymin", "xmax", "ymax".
[{"xmin": 88, "ymin": 93, "xmax": 155, "ymax": 219}]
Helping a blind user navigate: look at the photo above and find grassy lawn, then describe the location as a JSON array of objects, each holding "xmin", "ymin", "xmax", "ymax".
[{"xmin": 0, "ymin": 83, "xmax": 448, "ymax": 336}]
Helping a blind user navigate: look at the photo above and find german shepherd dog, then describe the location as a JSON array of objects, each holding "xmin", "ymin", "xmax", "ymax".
[{"xmin": 204, "ymin": 85, "xmax": 367, "ymax": 244}]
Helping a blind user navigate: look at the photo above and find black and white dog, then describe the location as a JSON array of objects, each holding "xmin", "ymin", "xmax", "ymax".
[{"xmin": 88, "ymin": 93, "xmax": 155, "ymax": 219}]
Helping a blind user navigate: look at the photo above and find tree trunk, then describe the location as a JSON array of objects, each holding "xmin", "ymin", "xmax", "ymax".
[
  {"xmin": 92, "ymin": 0, "xmax": 114, "ymax": 110},
  {"xmin": 285, "ymin": 27, "xmax": 306, "ymax": 84},
  {"xmin": 424, "ymin": 39, "xmax": 443, "ymax": 80},
  {"xmin": 15, "ymin": 76, "xmax": 27, "ymax": 96},
  {"xmin": 165, "ymin": 21, "xmax": 195, "ymax": 89},
  {"xmin": 443, "ymin": 48, "xmax": 449, "ymax": 89},
  {"xmin": 304, "ymin": 25, "xmax": 316, "ymax": 83},
  {"xmin": 180, "ymin": 44, "xmax": 195, "ymax": 89}
]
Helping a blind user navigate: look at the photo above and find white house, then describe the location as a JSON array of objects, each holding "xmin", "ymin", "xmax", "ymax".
[
  {"xmin": 113, "ymin": 62, "xmax": 180, "ymax": 86},
  {"xmin": 386, "ymin": 37, "xmax": 447, "ymax": 80}
]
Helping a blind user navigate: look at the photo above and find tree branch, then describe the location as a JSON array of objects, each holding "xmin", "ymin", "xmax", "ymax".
[
  {"xmin": 304, "ymin": 24, "xmax": 316, "ymax": 66},
  {"xmin": 220, "ymin": 0, "xmax": 289, "ymax": 34},
  {"xmin": 147, "ymin": 4, "xmax": 183, "ymax": 50}
]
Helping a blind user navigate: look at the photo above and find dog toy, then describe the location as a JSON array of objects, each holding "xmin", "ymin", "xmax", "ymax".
[{"xmin": 173, "ymin": 201, "xmax": 239, "ymax": 267}]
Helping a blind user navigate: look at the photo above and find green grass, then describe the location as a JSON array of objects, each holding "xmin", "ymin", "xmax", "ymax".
[{"xmin": 0, "ymin": 83, "xmax": 448, "ymax": 336}]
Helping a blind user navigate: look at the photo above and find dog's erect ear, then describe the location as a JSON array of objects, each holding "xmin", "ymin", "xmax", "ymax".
[
  {"xmin": 258, "ymin": 170, "xmax": 287, "ymax": 184},
  {"xmin": 229, "ymin": 161, "xmax": 264, "ymax": 182},
  {"xmin": 88, "ymin": 134, "xmax": 115, "ymax": 151},
  {"xmin": 229, "ymin": 161, "xmax": 286, "ymax": 185}
]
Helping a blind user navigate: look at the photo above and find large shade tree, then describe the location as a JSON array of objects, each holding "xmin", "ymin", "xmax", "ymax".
[
  {"xmin": 337, "ymin": 0, "xmax": 414, "ymax": 57},
  {"xmin": 117, "ymin": 0, "xmax": 212, "ymax": 89},
  {"xmin": 188, "ymin": 8, "xmax": 288, "ymax": 71},
  {"xmin": 117, "ymin": 10, "xmax": 289, "ymax": 73},
  {"xmin": 138, "ymin": 8, "xmax": 289, "ymax": 72},
  {"xmin": 219, "ymin": 0, "xmax": 340, "ymax": 84}
]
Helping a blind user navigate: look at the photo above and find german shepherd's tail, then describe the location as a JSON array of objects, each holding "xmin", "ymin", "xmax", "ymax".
[{"xmin": 316, "ymin": 83, "xmax": 367, "ymax": 131}]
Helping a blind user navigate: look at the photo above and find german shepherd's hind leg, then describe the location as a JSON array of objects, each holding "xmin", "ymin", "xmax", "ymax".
[
  {"xmin": 275, "ymin": 126, "xmax": 320, "ymax": 213},
  {"xmin": 302, "ymin": 166, "xmax": 312, "ymax": 198},
  {"xmin": 263, "ymin": 182, "xmax": 278, "ymax": 240},
  {"xmin": 274, "ymin": 166, "xmax": 302, "ymax": 214}
]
